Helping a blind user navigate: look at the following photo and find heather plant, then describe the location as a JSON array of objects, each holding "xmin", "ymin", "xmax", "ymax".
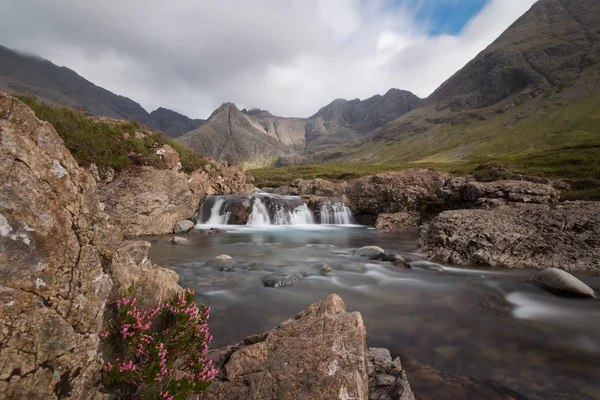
[{"xmin": 102, "ymin": 287, "xmax": 217, "ymax": 399}]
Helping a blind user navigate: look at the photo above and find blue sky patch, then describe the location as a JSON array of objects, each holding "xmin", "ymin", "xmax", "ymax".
[{"xmin": 402, "ymin": 0, "xmax": 490, "ymax": 36}]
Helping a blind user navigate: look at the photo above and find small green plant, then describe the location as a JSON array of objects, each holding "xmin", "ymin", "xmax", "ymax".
[{"xmin": 102, "ymin": 287, "xmax": 217, "ymax": 399}]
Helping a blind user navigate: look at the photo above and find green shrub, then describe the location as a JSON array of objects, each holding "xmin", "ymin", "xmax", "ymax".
[
  {"xmin": 14, "ymin": 95, "xmax": 211, "ymax": 174},
  {"xmin": 102, "ymin": 287, "xmax": 217, "ymax": 400}
]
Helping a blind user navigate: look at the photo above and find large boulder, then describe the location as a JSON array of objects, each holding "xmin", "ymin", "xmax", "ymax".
[
  {"xmin": 420, "ymin": 202, "xmax": 600, "ymax": 271},
  {"xmin": 174, "ymin": 219, "xmax": 195, "ymax": 233},
  {"xmin": 354, "ymin": 246, "xmax": 385, "ymax": 260},
  {"xmin": 345, "ymin": 169, "xmax": 454, "ymax": 223},
  {"xmin": 204, "ymin": 295, "xmax": 413, "ymax": 400},
  {"xmin": 0, "ymin": 92, "xmax": 113, "ymax": 398},
  {"xmin": 108, "ymin": 241, "xmax": 182, "ymax": 310},
  {"xmin": 528, "ymin": 268, "xmax": 595, "ymax": 298},
  {"xmin": 100, "ymin": 167, "xmax": 197, "ymax": 236}
]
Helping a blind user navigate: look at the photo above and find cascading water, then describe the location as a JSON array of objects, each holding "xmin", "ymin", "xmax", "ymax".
[
  {"xmin": 320, "ymin": 201, "xmax": 353, "ymax": 225},
  {"xmin": 196, "ymin": 195, "xmax": 352, "ymax": 226}
]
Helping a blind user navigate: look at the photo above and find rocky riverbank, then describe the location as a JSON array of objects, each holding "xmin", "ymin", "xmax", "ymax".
[
  {"xmin": 278, "ymin": 172, "xmax": 599, "ymax": 272},
  {"xmin": 0, "ymin": 93, "xmax": 415, "ymax": 399}
]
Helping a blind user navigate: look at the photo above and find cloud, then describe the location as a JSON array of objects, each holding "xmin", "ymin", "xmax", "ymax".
[{"xmin": 0, "ymin": 0, "xmax": 537, "ymax": 118}]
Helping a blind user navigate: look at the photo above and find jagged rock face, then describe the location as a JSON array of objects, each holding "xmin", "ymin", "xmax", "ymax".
[
  {"xmin": 307, "ymin": 89, "xmax": 422, "ymax": 150},
  {"xmin": 204, "ymin": 294, "xmax": 372, "ymax": 400},
  {"xmin": 420, "ymin": 202, "xmax": 600, "ymax": 271},
  {"xmin": 0, "ymin": 93, "xmax": 113, "ymax": 398},
  {"xmin": 178, "ymin": 103, "xmax": 292, "ymax": 168},
  {"xmin": 427, "ymin": 0, "xmax": 600, "ymax": 110},
  {"xmin": 375, "ymin": 212, "xmax": 420, "ymax": 231},
  {"xmin": 345, "ymin": 169, "xmax": 455, "ymax": 222},
  {"xmin": 108, "ymin": 241, "xmax": 182, "ymax": 310},
  {"xmin": 460, "ymin": 180, "xmax": 561, "ymax": 204}
]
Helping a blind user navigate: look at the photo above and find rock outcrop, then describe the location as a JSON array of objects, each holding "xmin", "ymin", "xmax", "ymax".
[
  {"xmin": 204, "ymin": 294, "xmax": 414, "ymax": 400},
  {"xmin": 0, "ymin": 92, "xmax": 114, "ymax": 398},
  {"xmin": 460, "ymin": 180, "xmax": 560, "ymax": 205},
  {"xmin": 421, "ymin": 202, "xmax": 600, "ymax": 271}
]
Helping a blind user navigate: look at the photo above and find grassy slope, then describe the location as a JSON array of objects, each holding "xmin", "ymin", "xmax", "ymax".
[{"xmin": 16, "ymin": 96, "xmax": 211, "ymax": 174}]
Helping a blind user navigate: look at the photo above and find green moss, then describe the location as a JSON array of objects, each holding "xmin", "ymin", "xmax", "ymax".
[{"xmin": 15, "ymin": 95, "xmax": 211, "ymax": 174}]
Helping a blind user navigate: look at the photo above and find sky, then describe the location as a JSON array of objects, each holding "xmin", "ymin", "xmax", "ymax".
[{"xmin": 0, "ymin": 0, "xmax": 537, "ymax": 119}]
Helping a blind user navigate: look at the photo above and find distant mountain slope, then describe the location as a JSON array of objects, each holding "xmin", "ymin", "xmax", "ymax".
[
  {"xmin": 177, "ymin": 88, "xmax": 421, "ymax": 166},
  {"xmin": 178, "ymin": 103, "xmax": 293, "ymax": 168},
  {"xmin": 0, "ymin": 45, "xmax": 203, "ymax": 137},
  {"xmin": 149, "ymin": 107, "xmax": 205, "ymax": 138},
  {"xmin": 326, "ymin": 0, "xmax": 600, "ymax": 165}
]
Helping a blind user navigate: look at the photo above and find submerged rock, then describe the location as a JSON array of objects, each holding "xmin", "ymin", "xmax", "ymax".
[
  {"xmin": 213, "ymin": 254, "xmax": 234, "ymax": 263},
  {"xmin": 174, "ymin": 219, "xmax": 195, "ymax": 233},
  {"xmin": 528, "ymin": 268, "xmax": 595, "ymax": 298},
  {"xmin": 263, "ymin": 273, "xmax": 302, "ymax": 288},
  {"xmin": 355, "ymin": 246, "xmax": 386, "ymax": 260},
  {"xmin": 382, "ymin": 253, "xmax": 408, "ymax": 267},
  {"xmin": 170, "ymin": 235, "xmax": 189, "ymax": 244},
  {"xmin": 410, "ymin": 261, "xmax": 444, "ymax": 272},
  {"xmin": 320, "ymin": 263, "xmax": 332, "ymax": 275},
  {"xmin": 204, "ymin": 295, "xmax": 414, "ymax": 400}
]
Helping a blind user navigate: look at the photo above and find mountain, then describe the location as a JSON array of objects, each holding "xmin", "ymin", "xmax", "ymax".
[
  {"xmin": 178, "ymin": 88, "xmax": 422, "ymax": 166},
  {"xmin": 0, "ymin": 45, "xmax": 203, "ymax": 137},
  {"xmin": 178, "ymin": 103, "xmax": 294, "ymax": 168},
  {"xmin": 149, "ymin": 107, "xmax": 205, "ymax": 138},
  {"xmin": 327, "ymin": 0, "xmax": 600, "ymax": 165}
]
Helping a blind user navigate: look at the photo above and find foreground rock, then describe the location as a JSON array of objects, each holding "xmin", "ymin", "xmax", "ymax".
[
  {"xmin": 528, "ymin": 268, "xmax": 595, "ymax": 298},
  {"xmin": 0, "ymin": 92, "xmax": 113, "ymax": 398},
  {"xmin": 205, "ymin": 294, "xmax": 414, "ymax": 400},
  {"xmin": 421, "ymin": 202, "xmax": 600, "ymax": 271}
]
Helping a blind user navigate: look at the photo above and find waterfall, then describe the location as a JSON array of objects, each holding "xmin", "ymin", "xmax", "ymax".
[
  {"xmin": 320, "ymin": 201, "xmax": 353, "ymax": 225},
  {"xmin": 247, "ymin": 197, "xmax": 271, "ymax": 225},
  {"xmin": 196, "ymin": 195, "xmax": 353, "ymax": 226}
]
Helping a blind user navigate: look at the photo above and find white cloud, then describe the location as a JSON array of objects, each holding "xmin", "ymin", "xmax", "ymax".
[{"xmin": 0, "ymin": 0, "xmax": 537, "ymax": 118}]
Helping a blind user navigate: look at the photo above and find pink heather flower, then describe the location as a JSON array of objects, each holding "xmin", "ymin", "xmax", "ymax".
[{"xmin": 99, "ymin": 331, "xmax": 109, "ymax": 339}]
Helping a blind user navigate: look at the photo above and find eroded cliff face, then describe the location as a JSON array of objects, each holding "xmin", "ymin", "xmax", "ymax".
[{"xmin": 0, "ymin": 92, "xmax": 114, "ymax": 398}]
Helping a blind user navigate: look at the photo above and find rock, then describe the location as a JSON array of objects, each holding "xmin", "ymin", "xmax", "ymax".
[
  {"xmin": 528, "ymin": 268, "xmax": 595, "ymax": 298},
  {"xmin": 230, "ymin": 198, "xmax": 251, "ymax": 224},
  {"xmin": 155, "ymin": 144, "xmax": 181, "ymax": 171},
  {"xmin": 375, "ymin": 212, "xmax": 420, "ymax": 231},
  {"xmin": 383, "ymin": 253, "xmax": 408, "ymax": 267},
  {"xmin": 410, "ymin": 261, "xmax": 444, "ymax": 272},
  {"xmin": 368, "ymin": 348, "xmax": 415, "ymax": 400},
  {"xmin": 355, "ymin": 246, "xmax": 386, "ymax": 260},
  {"xmin": 213, "ymin": 254, "xmax": 234, "ymax": 263},
  {"xmin": 101, "ymin": 167, "xmax": 198, "ymax": 236},
  {"xmin": 420, "ymin": 202, "xmax": 600, "ymax": 272},
  {"xmin": 0, "ymin": 92, "xmax": 113, "ymax": 398},
  {"xmin": 320, "ymin": 263, "xmax": 332, "ymax": 275},
  {"xmin": 461, "ymin": 180, "xmax": 560, "ymax": 204},
  {"xmin": 263, "ymin": 273, "xmax": 302, "ymax": 288},
  {"xmin": 170, "ymin": 236, "xmax": 189, "ymax": 244},
  {"xmin": 108, "ymin": 241, "xmax": 183, "ymax": 309},
  {"xmin": 204, "ymin": 294, "xmax": 372, "ymax": 400},
  {"xmin": 174, "ymin": 219, "xmax": 195, "ymax": 233},
  {"xmin": 104, "ymin": 167, "xmax": 115, "ymax": 183},
  {"xmin": 292, "ymin": 178, "xmax": 348, "ymax": 197}
]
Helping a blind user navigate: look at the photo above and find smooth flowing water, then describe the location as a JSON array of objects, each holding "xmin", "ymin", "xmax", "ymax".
[{"xmin": 147, "ymin": 225, "xmax": 600, "ymax": 400}]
